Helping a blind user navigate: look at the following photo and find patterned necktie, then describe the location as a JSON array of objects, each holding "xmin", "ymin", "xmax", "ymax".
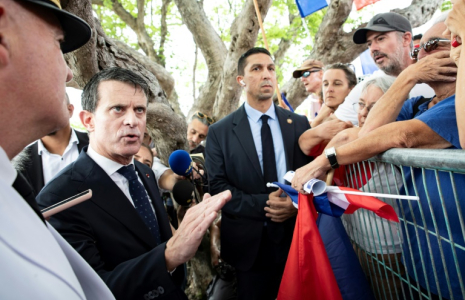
[
  {"xmin": 261, "ymin": 115, "xmax": 278, "ymax": 192},
  {"xmin": 117, "ymin": 165, "xmax": 162, "ymax": 245}
]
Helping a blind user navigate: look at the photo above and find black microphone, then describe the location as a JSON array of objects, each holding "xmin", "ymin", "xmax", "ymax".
[{"xmin": 172, "ymin": 180, "xmax": 195, "ymax": 207}]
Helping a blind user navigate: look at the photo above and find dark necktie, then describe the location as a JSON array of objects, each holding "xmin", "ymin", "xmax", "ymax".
[
  {"xmin": 117, "ymin": 165, "xmax": 162, "ymax": 245},
  {"xmin": 261, "ymin": 115, "xmax": 278, "ymax": 192},
  {"xmin": 261, "ymin": 115, "xmax": 283, "ymax": 244}
]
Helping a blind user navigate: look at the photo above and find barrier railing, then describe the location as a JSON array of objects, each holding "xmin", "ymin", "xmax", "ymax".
[{"xmin": 341, "ymin": 148, "xmax": 465, "ymax": 300}]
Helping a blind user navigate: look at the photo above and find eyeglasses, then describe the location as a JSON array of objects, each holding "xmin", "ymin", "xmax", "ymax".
[
  {"xmin": 194, "ymin": 111, "xmax": 215, "ymax": 125},
  {"xmin": 353, "ymin": 102, "xmax": 375, "ymax": 113},
  {"xmin": 302, "ymin": 69, "xmax": 321, "ymax": 78},
  {"xmin": 410, "ymin": 38, "xmax": 451, "ymax": 60}
]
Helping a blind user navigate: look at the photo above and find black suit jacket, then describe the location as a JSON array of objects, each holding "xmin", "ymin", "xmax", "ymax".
[
  {"xmin": 205, "ymin": 104, "xmax": 312, "ymax": 271},
  {"xmin": 36, "ymin": 148, "xmax": 187, "ymax": 300},
  {"xmin": 18, "ymin": 129, "xmax": 89, "ymax": 195}
]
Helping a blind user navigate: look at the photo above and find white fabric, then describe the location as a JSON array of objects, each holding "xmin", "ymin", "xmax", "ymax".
[
  {"xmin": 334, "ymin": 70, "xmax": 435, "ymax": 125},
  {"xmin": 344, "ymin": 162, "xmax": 403, "ymax": 254},
  {"xmin": 152, "ymin": 157, "xmax": 170, "ymax": 189},
  {"xmin": 0, "ymin": 146, "xmax": 114, "ymax": 300},
  {"xmin": 38, "ymin": 129, "xmax": 80, "ymax": 185},
  {"xmin": 87, "ymin": 146, "xmax": 156, "ymax": 213}
]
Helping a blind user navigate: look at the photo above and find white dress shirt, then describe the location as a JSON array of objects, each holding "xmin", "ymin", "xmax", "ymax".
[
  {"xmin": 244, "ymin": 102, "xmax": 287, "ymax": 184},
  {"xmin": 38, "ymin": 129, "xmax": 80, "ymax": 185},
  {"xmin": 87, "ymin": 146, "xmax": 157, "ymax": 214}
]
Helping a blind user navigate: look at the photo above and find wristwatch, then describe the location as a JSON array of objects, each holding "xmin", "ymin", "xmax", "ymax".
[{"xmin": 325, "ymin": 147, "xmax": 339, "ymax": 169}]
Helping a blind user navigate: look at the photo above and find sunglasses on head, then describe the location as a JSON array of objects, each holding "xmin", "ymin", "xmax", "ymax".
[
  {"xmin": 410, "ymin": 38, "xmax": 451, "ymax": 60},
  {"xmin": 194, "ymin": 111, "xmax": 215, "ymax": 125},
  {"xmin": 301, "ymin": 69, "xmax": 321, "ymax": 78}
]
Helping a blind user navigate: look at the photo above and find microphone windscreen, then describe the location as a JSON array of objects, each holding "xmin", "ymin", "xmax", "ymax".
[
  {"xmin": 169, "ymin": 150, "xmax": 193, "ymax": 177},
  {"xmin": 172, "ymin": 180, "xmax": 195, "ymax": 207}
]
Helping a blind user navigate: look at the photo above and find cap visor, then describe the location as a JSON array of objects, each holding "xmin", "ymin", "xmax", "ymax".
[
  {"xmin": 353, "ymin": 25, "xmax": 395, "ymax": 44},
  {"xmin": 24, "ymin": 0, "xmax": 91, "ymax": 53}
]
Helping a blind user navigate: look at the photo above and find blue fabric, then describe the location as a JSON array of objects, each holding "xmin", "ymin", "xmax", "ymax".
[
  {"xmin": 396, "ymin": 94, "xmax": 465, "ymax": 299},
  {"xmin": 244, "ymin": 102, "xmax": 286, "ymax": 184},
  {"xmin": 281, "ymin": 93, "xmax": 294, "ymax": 112},
  {"xmin": 272, "ymin": 182, "xmax": 299, "ymax": 206},
  {"xmin": 317, "ymin": 214, "xmax": 376, "ymax": 300},
  {"xmin": 360, "ymin": 49, "xmax": 379, "ymax": 75},
  {"xmin": 314, "ymin": 193, "xmax": 346, "ymax": 217},
  {"xmin": 296, "ymin": 0, "xmax": 328, "ymax": 18},
  {"xmin": 118, "ymin": 165, "xmax": 162, "ymax": 245}
]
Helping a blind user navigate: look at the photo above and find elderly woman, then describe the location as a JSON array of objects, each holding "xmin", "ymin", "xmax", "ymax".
[
  {"xmin": 445, "ymin": 0, "xmax": 465, "ymax": 148},
  {"xmin": 299, "ymin": 63, "xmax": 356, "ymax": 156},
  {"xmin": 327, "ymin": 76, "xmax": 406, "ymax": 298}
]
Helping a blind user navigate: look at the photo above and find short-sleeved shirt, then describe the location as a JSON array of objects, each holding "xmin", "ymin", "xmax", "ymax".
[{"xmin": 397, "ymin": 94, "xmax": 465, "ymax": 299}]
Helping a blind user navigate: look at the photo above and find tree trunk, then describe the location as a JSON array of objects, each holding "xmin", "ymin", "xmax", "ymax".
[
  {"xmin": 173, "ymin": 0, "xmax": 227, "ymax": 118},
  {"xmin": 281, "ymin": 0, "xmax": 443, "ymax": 110},
  {"xmin": 63, "ymin": 0, "xmax": 187, "ymax": 163},
  {"xmin": 212, "ymin": 0, "xmax": 273, "ymax": 120}
]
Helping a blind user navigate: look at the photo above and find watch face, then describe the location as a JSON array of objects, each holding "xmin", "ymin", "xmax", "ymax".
[{"xmin": 326, "ymin": 147, "xmax": 336, "ymax": 156}]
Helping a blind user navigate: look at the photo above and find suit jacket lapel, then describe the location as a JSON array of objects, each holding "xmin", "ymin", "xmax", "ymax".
[
  {"xmin": 232, "ymin": 105, "xmax": 263, "ymax": 179},
  {"xmin": 135, "ymin": 162, "xmax": 173, "ymax": 241},
  {"xmin": 275, "ymin": 105, "xmax": 295, "ymax": 171},
  {"xmin": 71, "ymin": 151, "xmax": 157, "ymax": 249}
]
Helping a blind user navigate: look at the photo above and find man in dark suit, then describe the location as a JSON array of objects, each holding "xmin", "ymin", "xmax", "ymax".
[
  {"xmin": 14, "ymin": 94, "xmax": 89, "ymax": 195},
  {"xmin": 205, "ymin": 47, "xmax": 312, "ymax": 300},
  {"xmin": 37, "ymin": 67, "xmax": 231, "ymax": 300}
]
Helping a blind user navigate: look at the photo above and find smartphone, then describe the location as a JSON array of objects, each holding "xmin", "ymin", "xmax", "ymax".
[{"xmin": 41, "ymin": 189, "xmax": 92, "ymax": 219}]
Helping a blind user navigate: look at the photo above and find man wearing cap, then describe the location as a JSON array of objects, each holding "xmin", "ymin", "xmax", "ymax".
[
  {"xmin": 0, "ymin": 1, "xmax": 116, "ymax": 299},
  {"xmin": 333, "ymin": 12, "xmax": 434, "ymax": 125},
  {"xmin": 293, "ymin": 59, "xmax": 324, "ymax": 97}
]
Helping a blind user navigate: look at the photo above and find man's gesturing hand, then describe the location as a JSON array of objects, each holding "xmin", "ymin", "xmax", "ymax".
[{"xmin": 164, "ymin": 190, "xmax": 231, "ymax": 271}]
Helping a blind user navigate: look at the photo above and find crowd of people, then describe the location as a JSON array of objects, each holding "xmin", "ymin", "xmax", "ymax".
[{"xmin": 1, "ymin": 0, "xmax": 464, "ymax": 300}]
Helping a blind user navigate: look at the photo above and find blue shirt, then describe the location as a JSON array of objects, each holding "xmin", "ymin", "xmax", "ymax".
[
  {"xmin": 244, "ymin": 102, "xmax": 286, "ymax": 184},
  {"xmin": 397, "ymin": 95, "xmax": 465, "ymax": 299}
]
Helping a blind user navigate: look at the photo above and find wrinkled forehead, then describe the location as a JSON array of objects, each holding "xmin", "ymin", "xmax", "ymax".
[{"xmin": 421, "ymin": 22, "xmax": 448, "ymax": 44}]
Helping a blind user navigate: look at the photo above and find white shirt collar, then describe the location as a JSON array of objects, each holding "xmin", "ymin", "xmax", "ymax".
[
  {"xmin": 0, "ymin": 147, "xmax": 17, "ymax": 186},
  {"xmin": 244, "ymin": 102, "xmax": 277, "ymax": 123},
  {"xmin": 86, "ymin": 145, "xmax": 134, "ymax": 178},
  {"xmin": 38, "ymin": 128, "xmax": 79, "ymax": 155}
]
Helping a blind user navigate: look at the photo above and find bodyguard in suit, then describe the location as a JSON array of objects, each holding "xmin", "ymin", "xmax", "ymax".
[
  {"xmin": 37, "ymin": 67, "xmax": 232, "ymax": 300},
  {"xmin": 0, "ymin": 0, "xmax": 115, "ymax": 299},
  {"xmin": 205, "ymin": 48, "xmax": 312, "ymax": 300},
  {"xmin": 14, "ymin": 94, "xmax": 89, "ymax": 195}
]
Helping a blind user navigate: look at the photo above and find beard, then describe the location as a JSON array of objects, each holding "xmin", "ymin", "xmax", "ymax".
[{"xmin": 372, "ymin": 43, "xmax": 405, "ymax": 76}]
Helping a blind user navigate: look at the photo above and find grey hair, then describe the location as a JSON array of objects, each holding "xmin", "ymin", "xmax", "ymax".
[
  {"xmin": 361, "ymin": 76, "xmax": 396, "ymax": 95},
  {"xmin": 81, "ymin": 67, "xmax": 150, "ymax": 113}
]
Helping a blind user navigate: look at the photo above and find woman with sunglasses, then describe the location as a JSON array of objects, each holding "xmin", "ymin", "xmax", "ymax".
[
  {"xmin": 298, "ymin": 63, "xmax": 356, "ymax": 157},
  {"xmin": 445, "ymin": 0, "xmax": 465, "ymax": 148}
]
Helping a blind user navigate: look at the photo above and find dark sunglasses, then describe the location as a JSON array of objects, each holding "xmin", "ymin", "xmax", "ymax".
[
  {"xmin": 302, "ymin": 69, "xmax": 321, "ymax": 78},
  {"xmin": 194, "ymin": 111, "xmax": 215, "ymax": 125},
  {"xmin": 410, "ymin": 38, "xmax": 450, "ymax": 60}
]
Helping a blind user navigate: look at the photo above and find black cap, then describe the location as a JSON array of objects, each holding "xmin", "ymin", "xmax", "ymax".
[
  {"xmin": 21, "ymin": 0, "xmax": 92, "ymax": 53},
  {"xmin": 353, "ymin": 12, "xmax": 412, "ymax": 44}
]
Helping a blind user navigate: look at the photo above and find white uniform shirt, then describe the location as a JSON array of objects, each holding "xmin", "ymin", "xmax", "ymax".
[
  {"xmin": 38, "ymin": 129, "xmax": 80, "ymax": 185},
  {"xmin": 0, "ymin": 146, "xmax": 115, "ymax": 299}
]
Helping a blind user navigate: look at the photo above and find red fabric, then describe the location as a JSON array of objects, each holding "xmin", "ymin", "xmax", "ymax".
[
  {"xmin": 277, "ymin": 194, "xmax": 343, "ymax": 300},
  {"xmin": 354, "ymin": 0, "xmax": 381, "ymax": 10},
  {"xmin": 337, "ymin": 186, "xmax": 399, "ymax": 222}
]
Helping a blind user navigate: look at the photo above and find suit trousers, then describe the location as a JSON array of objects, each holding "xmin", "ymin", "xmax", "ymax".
[{"xmin": 235, "ymin": 226, "xmax": 286, "ymax": 300}]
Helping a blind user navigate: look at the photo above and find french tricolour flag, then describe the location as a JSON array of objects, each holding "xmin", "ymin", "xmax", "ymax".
[{"xmin": 271, "ymin": 172, "xmax": 412, "ymax": 300}]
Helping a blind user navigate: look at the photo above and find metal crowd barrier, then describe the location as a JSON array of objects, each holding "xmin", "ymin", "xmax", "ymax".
[{"xmin": 341, "ymin": 148, "xmax": 465, "ymax": 300}]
